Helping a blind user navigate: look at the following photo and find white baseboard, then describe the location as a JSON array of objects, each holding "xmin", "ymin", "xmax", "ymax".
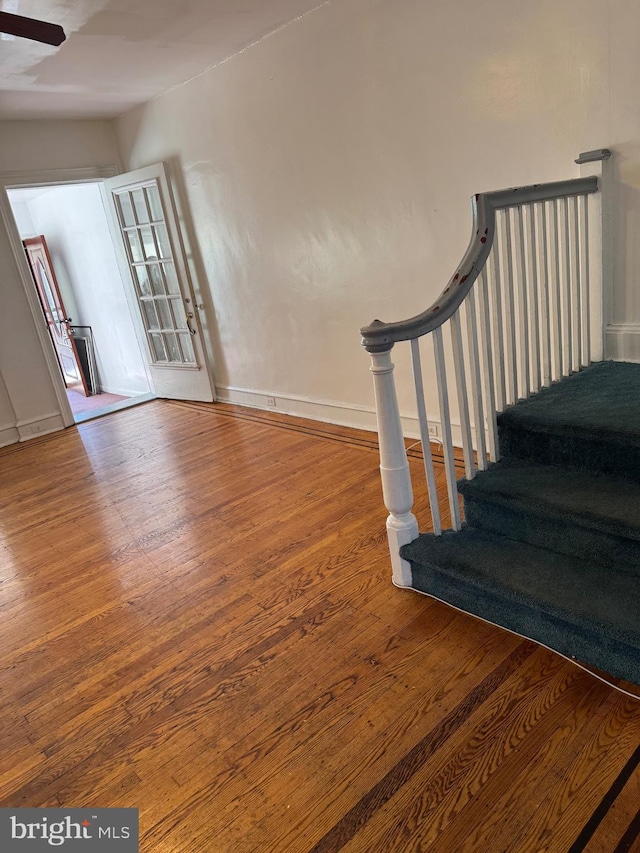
[
  {"xmin": 16, "ymin": 412, "xmax": 66, "ymax": 441},
  {"xmin": 215, "ymin": 384, "xmax": 473, "ymax": 448},
  {"xmin": 606, "ymin": 323, "xmax": 640, "ymax": 362},
  {"xmin": 0, "ymin": 423, "xmax": 19, "ymax": 447}
]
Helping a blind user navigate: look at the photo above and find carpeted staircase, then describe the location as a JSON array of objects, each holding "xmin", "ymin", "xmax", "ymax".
[{"xmin": 401, "ymin": 360, "xmax": 640, "ymax": 685}]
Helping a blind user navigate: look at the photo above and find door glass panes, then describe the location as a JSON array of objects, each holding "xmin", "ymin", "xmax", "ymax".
[
  {"xmin": 132, "ymin": 188, "xmax": 149, "ymax": 224},
  {"xmin": 134, "ymin": 265, "xmax": 151, "ymax": 296},
  {"xmin": 156, "ymin": 298, "xmax": 173, "ymax": 330},
  {"xmin": 146, "ymin": 185, "xmax": 162, "ymax": 222},
  {"xmin": 150, "ymin": 333, "xmax": 166, "ymax": 361},
  {"xmin": 37, "ymin": 258, "xmax": 59, "ymax": 321},
  {"xmin": 140, "ymin": 226, "xmax": 157, "ymax": 261},
  {"xmin": 179, "ymin": 333, "xmax": 195, "ymax": 363},
  {"xmin": 142, "ymin": 301, "xmax": 160, "ymax": 331},
  {"xmin": 127, "ymin": 231, "xmax": 143, "ymax": 263},
  {"xmin": 154, "ymin": 224, "xmax": 171, "ymax": 259},
  {"xmin": 163, "ymin": 262, "xmax": 180, "ymax": 294},
  {"xmin": 148, "ymin": 264, "xmax": 165, "ymax": 296},
  {"xmin": 171, "ymin": 297, "xmax": 188, "ymax": 330},
  {"xmin": 118, "ymin": 193, "xmax": 135, "ymax": 227},
  {"xmin": 113, "ymin": 178, "xmax": 197, "ymax": 366},
  {"xmin": 165, "ymin": 332, "xmax": 181, "ymax": 362}
]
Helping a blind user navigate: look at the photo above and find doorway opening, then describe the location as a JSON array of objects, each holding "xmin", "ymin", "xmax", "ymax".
[{"xmin": 7, "ymin": 182, "xmax": 154, "ymax": 423}]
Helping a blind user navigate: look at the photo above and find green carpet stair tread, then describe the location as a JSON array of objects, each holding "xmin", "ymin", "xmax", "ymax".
[
  {"xmin": 401, "ymin": 528, "xmax": 640, "ymax": 684},
  {"xmin": 497, "ymin": 361, "xmax": 640, "ymax": 441},
  {"xmin": 497, "ymin": 361, "xmax": 640, "ymax": 478},
  {"xmin": 458, "ymin": 460, "xmax": 640, "ymax": 571},
  {"xmin": 459, "ymin": 460, "xmax": 640, "ymax": 538}
]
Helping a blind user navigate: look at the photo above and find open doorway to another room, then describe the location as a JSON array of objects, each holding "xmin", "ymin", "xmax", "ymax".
[{"xmin": 8, "ymin": 182, "xmax": 154, "ymax": 423}]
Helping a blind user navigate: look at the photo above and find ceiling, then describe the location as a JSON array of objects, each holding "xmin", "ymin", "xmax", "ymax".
[{"xmin": 0, "ymin": 0, "xmax": 326, "ymax": 120}]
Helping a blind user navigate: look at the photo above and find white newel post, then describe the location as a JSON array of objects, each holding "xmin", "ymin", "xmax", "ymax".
[{"xmin": 368, "ymin": 346, "xmax": 419, "ymax": 588}]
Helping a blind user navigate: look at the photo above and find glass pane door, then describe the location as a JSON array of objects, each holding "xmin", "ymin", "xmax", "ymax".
[
  {"xmin": 104, "ymin": 162, "xmax": 215, "ymax": 402},
  {"xmin": 113, "ymin": 181, "xmax": 195, "ymax": 366}
]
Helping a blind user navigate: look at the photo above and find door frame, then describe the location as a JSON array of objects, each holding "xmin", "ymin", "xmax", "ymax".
[{"xmin": 0, "ymin": 166, "xmax": 121, "ymax": 427}]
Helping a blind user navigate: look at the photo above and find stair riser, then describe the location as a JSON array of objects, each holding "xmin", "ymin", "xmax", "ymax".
[
  {"xmin": 498, "ymin": 424, "xmax": 640, "ymax": 481},
  {"xmin": 409, "ymin": 561, "xmax": 640, "ymax": 685},
  {"xmin": 463, "ymin": 496, "xmax": 640, "ymax": 574}
]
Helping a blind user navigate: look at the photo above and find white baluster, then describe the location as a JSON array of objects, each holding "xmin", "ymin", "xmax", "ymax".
[
  {"xmin": 369, "ymin": 348, "xmax": 419, "ymax": 587},
  {"xmin": 561, "ymin": 197, "xmax": 572, "ymax": 376},
  {"xmin": 450, "ymin": 310, "xmax": 475, "ymax": 481},
  {"xmin": 570, "ymin": 195, "xmax": 582, "ymax": 373},
  {"xmin": 549, "ymin": 200, "xmax": 563, "ymax": 381},
  {"xmin": 501, "ymin": 209, "xmax": 518, "ymax": 404},
  {"xmin": 515, "ymin": 205, "xmax": 530, "ymax": 397},
  {"xmin": 579, "ymin": 194, "xmax": 591, "ymax": 366},
  {"xmin": 487, "ymin": 246, "xmax": 506, "ymax": 412},
  {"xmin": 410, "ymin": 338, "xmax": 442, "ymax": 535},
  {"xmin": 478, "ymin": 268, "xmax": 500, "ymax": 462},
  {"xmin": 526, "ymin": 203, "xmax": 541, "ymax": 393},
  {"xmin": 585, "ymin": 183, "xmax": 604, "ymax": 362},
  {"xmin": 464, "ymin": 288, "xmax": 488, "ymax": 471},
  {"xmin": 432, "ymin": 327, "xmax": 462, "ymax": 531},
  {"xmin": 538, "ymin": 201, "xmax": 552, "ymax": 387}
]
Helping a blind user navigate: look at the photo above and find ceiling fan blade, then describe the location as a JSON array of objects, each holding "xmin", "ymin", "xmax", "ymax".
[{"xmin": 0, "ymin": 10, "xmax": 65, "ymax": 46}]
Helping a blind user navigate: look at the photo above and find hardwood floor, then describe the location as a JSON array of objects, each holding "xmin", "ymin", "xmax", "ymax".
[{"xmin": 0, "ymin": 400, "xmax": 638, "ymax": 852}]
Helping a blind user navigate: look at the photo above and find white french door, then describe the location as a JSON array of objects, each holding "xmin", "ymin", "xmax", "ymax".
[{"xmin": 103, "ymin": 164, "xmax": 214, "ymax": 402}]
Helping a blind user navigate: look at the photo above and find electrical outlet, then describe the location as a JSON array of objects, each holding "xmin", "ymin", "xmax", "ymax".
[
  {"xmin": 266, "ymin": 397, "xmax": 277, "ymax": 407},
  {"xmin": 428, "ymin": 424, "xmax": 439, "ymax": 437}
]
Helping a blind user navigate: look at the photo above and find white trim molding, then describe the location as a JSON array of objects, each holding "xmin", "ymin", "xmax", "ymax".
[
  {"xmin": 0, "ymin": 423, "xmax": 20, "ymax": 448},
  {"xmin": 215, "ymin": 383, "xmax": 477, "ymax": 448},
  {"xmin": 0, "ymin": 165, "xmax": 119, "ymax": 188},
  {"xmin": 16, "ymin": 412, "xmax": 66, "ymax": 441},
  {"xmin": 606, "ymin": 323, "xmax": 640, "ymax": 363}
]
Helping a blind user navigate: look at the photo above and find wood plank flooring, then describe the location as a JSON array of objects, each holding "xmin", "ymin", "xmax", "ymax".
[{"xmin": 0, "ymin": 400, "xmax": 638, "ymax": 852}]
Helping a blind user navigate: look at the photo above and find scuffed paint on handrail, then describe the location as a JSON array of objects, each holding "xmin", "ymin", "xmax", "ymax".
[{"xmin": 360, "ymin": 176, "xmax": 599, "ymax": 353}]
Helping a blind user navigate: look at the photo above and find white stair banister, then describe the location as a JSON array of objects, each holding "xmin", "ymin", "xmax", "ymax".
[
  {"xmin": 360, "ymin": 158, "xmax": 607, "ymax": 584},
  {"xmin": 368, "ymin": 341, "xmax": 419, "ymax": 587}
]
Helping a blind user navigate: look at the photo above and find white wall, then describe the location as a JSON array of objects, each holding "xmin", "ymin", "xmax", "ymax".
[
  {"xmin": 12, "ymin": 184, "xmax": 150, "ymax": 397},
  {"xmin": 115, "ymin": 0, "xmax": 640, "ymax": 433},
  {"xmin": 0, "ymin": 119, "xmax": 120, "ymax": 441},
  {"xmin": 9, "ymin": 197, "xmax": 35, "ymax": 238},
  {"xmin": 5, "ymin": 2, "xmax": 640, "ymax": 445}
]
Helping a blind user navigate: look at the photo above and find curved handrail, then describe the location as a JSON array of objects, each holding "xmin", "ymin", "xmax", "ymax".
[{"xmin": 360, "ymin": 176, "xmax": 599, "ymax": 353}]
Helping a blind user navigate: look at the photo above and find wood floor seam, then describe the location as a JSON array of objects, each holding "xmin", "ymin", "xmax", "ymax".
[
  {"xmin": 306, "ymin": 641, "xmax": 535, "ymax": 853},
  {"xmin": 612, "ymin": 807, "xmax": 640, "ymax": 853},
  {"xmin": 166, "ymin": 399, "xmax": 464, "ymax": 467},
  {"xmin": 568, "ymin": 744, "xmax": 640, "ymax": 853}
]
